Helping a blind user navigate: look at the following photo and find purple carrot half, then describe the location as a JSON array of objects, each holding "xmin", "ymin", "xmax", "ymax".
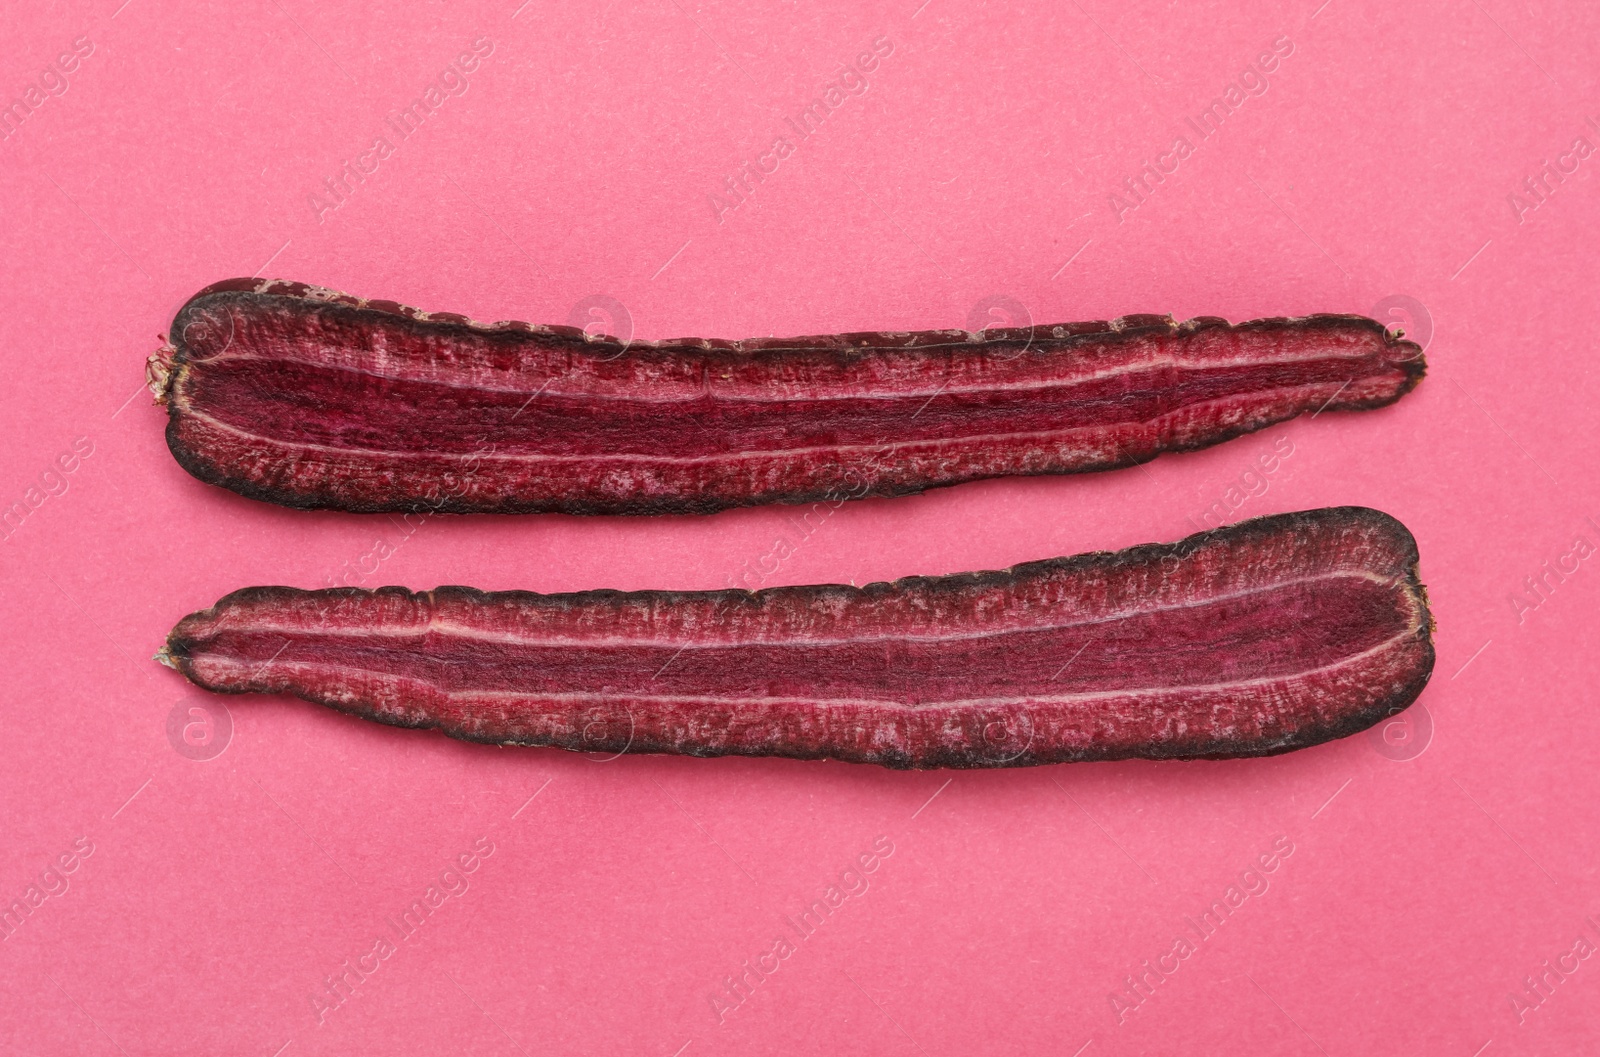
[
  {"xmin": 148, "ymin": 279, "xmax": 1425, "ymax": 516},
  {"xmin": 157, "ymin": 507, "xmax": 1434, "ymax": 769}
]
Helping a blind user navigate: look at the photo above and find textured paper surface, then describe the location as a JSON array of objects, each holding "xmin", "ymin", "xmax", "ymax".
[{"xmin": 2, "ymin": 1, "xmax": 1598, "ymax": 1054}]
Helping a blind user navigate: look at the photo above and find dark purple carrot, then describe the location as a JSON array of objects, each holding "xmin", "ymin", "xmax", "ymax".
[
  {"xmin": 148, "ymin": 279, "xmax": 1425, "ymax": 516},
  {"xmin": 157, "ymin": 507, "xmax": 1434, "ymax": 769}
]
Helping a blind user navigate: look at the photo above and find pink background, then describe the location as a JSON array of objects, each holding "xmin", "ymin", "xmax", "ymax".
[{"xmin": 3, "ymin": 0, "xmax": 1598, "ymax": 1053}]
